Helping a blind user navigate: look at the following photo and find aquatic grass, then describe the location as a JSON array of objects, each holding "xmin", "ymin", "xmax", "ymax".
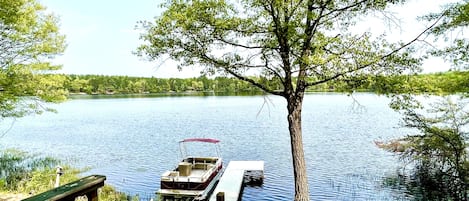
[
  {"xmin": 0, "ymin": 149, "xmax": 143, "ymax": 201},
  {"xmin": 0, "ymin": 149, "xmax": 84, "ymax": 193},
  {"xmin": 73, "ymin": 186, "xmax": 144, "ymax": 201},
  {"xmin": 98, "ymin": 185, "xmax": 128, "ymax": 201}
]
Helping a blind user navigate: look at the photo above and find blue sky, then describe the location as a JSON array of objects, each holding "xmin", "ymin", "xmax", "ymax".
[
  {"xmin": 40, "ymin": 0, "xmax": 200, "ymax": 78},
  {"xmin": 40, "ymin": 0, "xmax": 455, "ymax": 78}
]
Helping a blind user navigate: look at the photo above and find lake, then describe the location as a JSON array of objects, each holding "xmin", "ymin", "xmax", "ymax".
[{"xmin": 0, "ymin": 93, "xmax": 411, "ymax": 200}]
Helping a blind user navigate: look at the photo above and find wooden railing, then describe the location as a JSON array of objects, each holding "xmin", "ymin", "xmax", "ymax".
[{"xmin": 22, "ymin": 175, "xmax": 106, "ymax": 201}]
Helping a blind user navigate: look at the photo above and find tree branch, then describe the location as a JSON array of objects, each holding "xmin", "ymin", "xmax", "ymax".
[
  {"xmin": 213, "ymin": 35, "xmax": 273, "ymax": 49},
  {"xmin": 306, "ymin": 8, "xmax": 448, "ymax": 87},
  {"xmin": 197, "ymin": 51, "xmax": 285, "ymax": 96},
  {"xmin": 323, "ymin": 0, "xmax": 368, "ymax": 17},
  {"xmin": 224, "ymin": 67, "xmax": 285, "ymax": 96}
]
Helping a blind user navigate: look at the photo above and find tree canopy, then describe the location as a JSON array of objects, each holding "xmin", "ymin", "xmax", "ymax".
[
  {"xmin": 136, "ymin": 0, "xmax": 425, "ymax": 95},
  {"xmin": 0, "ymin": 0, "xmax": 66, "ymax": 120}
]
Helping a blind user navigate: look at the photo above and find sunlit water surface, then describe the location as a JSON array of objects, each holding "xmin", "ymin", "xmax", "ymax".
[{"xmin": 0, "ymin": 93, "xmax": 412, "ymax": 200}]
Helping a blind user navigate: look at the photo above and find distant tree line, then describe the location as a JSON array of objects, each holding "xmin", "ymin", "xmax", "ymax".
[
  {"xmin": 368, "ymin": 71, "xmax": 469, "ymax": 95},
  {"xmin": 56, "ymin": 71, "xmax": 469, "ymax": 95},
  {"xmin": 63, "ymin": 75, "xmax": 278, "ymax": 94}
]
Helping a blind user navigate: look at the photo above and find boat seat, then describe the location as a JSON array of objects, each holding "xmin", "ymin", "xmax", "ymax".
[
  {"xmin": 193, "ymin": 163, "xmax": 209, "ymax": 170},
  {"xmin": 178, "ymin": 162, "xmax": 192, "ymax": 176},
  {"xmin": 194, "ymin": 157, "xmax": 217, "ymax": 164}
]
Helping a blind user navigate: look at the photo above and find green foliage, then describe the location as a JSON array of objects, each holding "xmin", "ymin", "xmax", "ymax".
[
  {"xmin": 15, "ymin": 70, "xmax": 463, "ymax": 96},
  {"xmin": 423, "ymin": 1, "xmax": 469, "ymax": 69},
  {"xmin": 97, "ymin": 185, "xmax": 128, "ymax": 201},
  {"xmin": 63, "ymin": 74, "xmax": 274, "ymax": 95},
  {"xmin": 136, "ymin": 0, "xmax": 421, "ymax": 97},
  {"xmin": 0, "ymin": 0, "xmax": 67, "ymax": 121},
  {"xmin": 348, "ymin": 71, "xmax": 469, "ymax": 95},
  {"xmin": 56, "ymin": 70, "xmax": 469, "ymax": 95},
  {"xmin": 384, "ymin": 97, "xmax": 469, "ymax": 200},
  {"xmin": 17, "ymin": 164, "xmax": 82, "ymax": 194},
  {"xmin": 0, "ymin": 149, "xmax": 84, "ymax": 193},
  {"xmin": 425, "ymin": 1, "xmax": 469, "ymax": 36}
]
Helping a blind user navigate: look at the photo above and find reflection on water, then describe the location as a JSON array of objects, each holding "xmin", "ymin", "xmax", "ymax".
[
  {"xmin": 382, "ymin": 166, "xmax": 467, "ymax": 201},
  {"xmin": 68, "ymin": 91, "xmax": 265, "ymax": 99},
  {"xmin": 0, "ymin": 93, "xmax": 413, "ymax": 200}
]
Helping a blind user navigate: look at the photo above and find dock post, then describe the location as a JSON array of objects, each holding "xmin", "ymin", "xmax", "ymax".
[{"xmin": 216, "ymin": 192, "xmax": 225, "ymax": 201}]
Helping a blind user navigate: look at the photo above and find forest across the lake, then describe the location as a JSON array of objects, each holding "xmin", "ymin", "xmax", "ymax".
[{"xmin": 59, "ymin": 71, "xmax": 469, "ymax": 95}]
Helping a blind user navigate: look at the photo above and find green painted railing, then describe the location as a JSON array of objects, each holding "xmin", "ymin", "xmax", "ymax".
[{"xmin": 22, "ymin": 175, "xmax": 106, "ymax": 201}]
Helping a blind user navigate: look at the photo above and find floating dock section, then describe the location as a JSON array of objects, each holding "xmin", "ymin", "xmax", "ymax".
[{"xmin": 209, "ymin": 161, "xmax": 264, "ymax": 201}]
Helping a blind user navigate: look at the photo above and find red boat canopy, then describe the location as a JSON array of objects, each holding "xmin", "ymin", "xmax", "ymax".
[{"xmin": 180, "ymin": 138, "xmax": 220, "ymax": 144}]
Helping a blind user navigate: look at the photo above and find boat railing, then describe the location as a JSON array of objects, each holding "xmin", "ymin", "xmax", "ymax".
[
  {"xmin": 199, "ymin": 160, "xmax": 220, "ymax": 181},
  {"xmin": 187, "ymin": 176, "xmax": 204, "ymax": 182},
  {"xmin": 161, "ymin": 157, "xmax": 222, "ymax": 183},
  {"xmin": 161, "ymin": 167, "xmax": 217, "ymax": 183},
  {"xmin": 161, "ymin": 171, "xmax": 179, "ymax": 181},
  {"xmin": 161, "ymin": 173, "xmax": 206, "ymax": 183},
  {"xmin": 200, "ymin": 167, "xmax": 213, "ymax": 182}
]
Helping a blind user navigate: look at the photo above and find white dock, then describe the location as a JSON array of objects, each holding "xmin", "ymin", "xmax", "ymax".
[{"xmin": 209, "ymin": 161, "xmax": 264, "ymax": 201}]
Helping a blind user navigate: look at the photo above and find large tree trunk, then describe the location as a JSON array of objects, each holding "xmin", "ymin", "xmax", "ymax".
[{"xmin": 287, "ymin": 95, "xmax": 310, "ymax": 201}]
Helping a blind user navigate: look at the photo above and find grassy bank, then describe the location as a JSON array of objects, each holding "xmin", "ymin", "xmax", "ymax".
[{"xmin": 0, "ymin": 149, "xmax": 137, "ymax": 201}]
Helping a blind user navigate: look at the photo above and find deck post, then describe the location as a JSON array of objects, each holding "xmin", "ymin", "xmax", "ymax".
[
  {"xmin": 216, "ymin": 192, "xmax": 225, "ymax": 201},
  {"xmin": 86, "ymin": 189, "xmax": 98, "ymax": 201}
]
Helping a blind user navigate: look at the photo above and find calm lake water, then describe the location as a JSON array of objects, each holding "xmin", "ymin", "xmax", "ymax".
[{"xmin": 0, "ymin": 93, "xmax": 412, "ymax": 200}]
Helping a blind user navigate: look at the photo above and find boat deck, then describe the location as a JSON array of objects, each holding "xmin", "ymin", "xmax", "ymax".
[
  {"xmin": 161, "ymin": 157, "xmax": 220, "ymax": 183},
  {"xmin": 177, "ymin": 169, "xmax": 206, "ymax": 181}
]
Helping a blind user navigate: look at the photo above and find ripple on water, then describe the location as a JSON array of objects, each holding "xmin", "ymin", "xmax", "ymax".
[{"xmin": 0, "ymin": 94, "xmax": 411, "ymax": 200}]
